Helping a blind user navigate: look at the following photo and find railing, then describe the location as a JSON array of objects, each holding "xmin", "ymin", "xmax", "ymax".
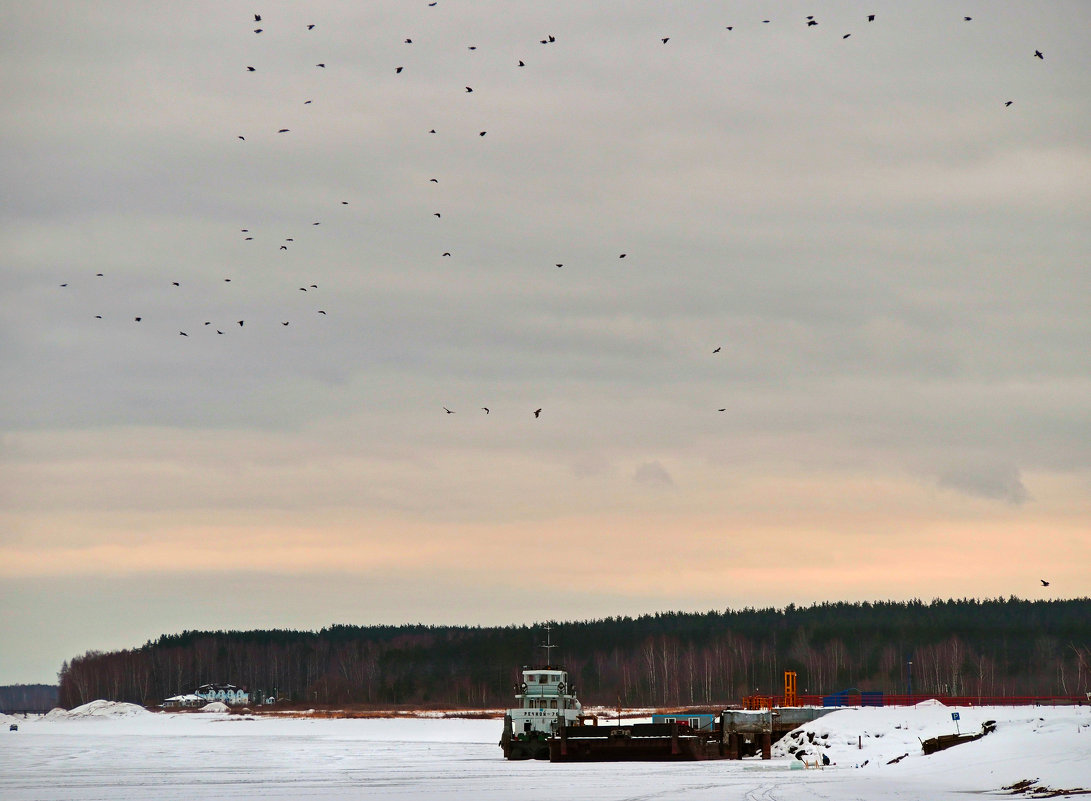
[{"xmin": 744, "ymin": 694, "xmax": 1090, "ymax": 708}]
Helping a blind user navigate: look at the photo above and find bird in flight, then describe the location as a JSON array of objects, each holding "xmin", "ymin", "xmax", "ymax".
[
  {"xmin": 619, "ymin": 253, "xmax": 626, "ymax": 258},
  {"xmin": 964, "ymin": 16, "xmax": 972, "ymax": 21},
  {"xmin": 254, "ymin": 14, "xmax": 261, "ymax": 22},
  {"xmin": 318, "ymin": 310, "xmax": 326, "ymax": 315},
  {"xmin": 479, "ymin": 131, "xmax": 486, "ymax": 136},
  {"xmin": 238, "ymin": 135, "xmax": 245, "ymax": 140},
  {"xmin": 442, "ymin": 252, "xmax": 451, "ymax": 257},
  {"xmin": 482, "ymin": 407, "xmax": 489, "ymax": 414},
  {"xmin": 396, "ymin": 66, "xmax": 404, "ymax": 73},
  {"xmin": 1041, "ymin": 579, "xmax": 1050, "ymax": 586},
  {"xmin": 179, "ymin": 331, "xmax": 188, "ymax": 337},
  {"xmin": 278, "ymin": 128, "xmax": 290, "ymax": 133},
  {"xmin": 1005, "ymin": 101, "xmax": 1013, "ymax": 106},
  {"xmin": 316, "ymin": 63, "xmax": 326, "ymax": 68},
  {"xmin": 134, "ymin": 317, "xmax": 141, "ymax": 322},
  {"xmin": 1034, "ymin": 50, "xmax": 1044, "ymax": 59},
  {"xmin": 465, "ymin": 86, "xmax": 473, "ymax": 92},
  {"xmin": 238, "ymin": 320, "xmax": 244, "ymax": 326},
  {"xmin": 247, "ymin": 66, "xmax": 256, "ymax": 72},
  {"xmin": 518, "ymin": 60, "xmax": 525, "ymax": 66},
  {"xmin": 307, "ymin": 24, "xmax": 315, "ymax": 30},
  {"xmin": 868, "ymin": 14, "xmax": 875, "ymax": 21},
  {"xmin": 713, "ymin": 347, "xmax": 721, "ymax": 353},
  {"xmin": 443, "ymin": 407, "xmax": 454, "ymax": 414},
  {"xmin": 172, "ymin": 281, "xmax": 180, "ymax": 286},
  {"xmin": 533, "ymin": 408, "xmax": 542, "ymax": 418},
  {"xmin": 661, "ymin": 37, "xmax": 670, "ymax": 44}
]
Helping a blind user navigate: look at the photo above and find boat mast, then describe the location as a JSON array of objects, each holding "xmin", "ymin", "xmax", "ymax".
[{"xmin": 540, "ymin": 624, "xmax": 557, "ymax": 668}]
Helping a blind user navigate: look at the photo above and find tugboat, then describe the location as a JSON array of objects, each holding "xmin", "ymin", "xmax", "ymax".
[{"xmin": 500, "ymin": 627, "xmax": 588, "ymax": 760}]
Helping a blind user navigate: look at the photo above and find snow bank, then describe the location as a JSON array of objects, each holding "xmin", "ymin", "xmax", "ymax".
[
  {"xmin": 44, "ymin": 700, "xmax": 150, "ymax": 719},
  {"xmin": 199, "ymin": 701, "xmax": 230, "ymax": 712}
]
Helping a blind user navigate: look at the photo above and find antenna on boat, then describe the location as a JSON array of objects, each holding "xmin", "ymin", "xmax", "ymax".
[{"xmin": 539, "ymin": 624, "xmax": 557, "ymax": 667}]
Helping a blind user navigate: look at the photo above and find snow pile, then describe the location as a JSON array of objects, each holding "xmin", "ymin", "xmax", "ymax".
[
  {"xmin": 44, "ymin": 700, "xmax": 150, "ymax": 719},
  {"xmin": 771, "ymin": 701, "xmax": 1091, "ymax": 793},
  {"xmin": 199, "ymin": 701, "xmax": 229, "ymax": 713}
]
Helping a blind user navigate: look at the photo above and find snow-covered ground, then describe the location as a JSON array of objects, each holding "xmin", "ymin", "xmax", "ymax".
[{"xmin": 1, "ymin": 701, "xmax": 1088, "ymax": 800}]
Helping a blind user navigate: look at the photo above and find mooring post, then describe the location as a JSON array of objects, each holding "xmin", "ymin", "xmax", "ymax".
[{"xmin": 761, "ymin": 730, "xmax": 771, "ymax": 759}]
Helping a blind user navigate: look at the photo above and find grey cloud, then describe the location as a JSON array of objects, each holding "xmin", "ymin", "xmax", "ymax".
[
  {"xmin": 633, "ymin": 460, "xmax": 674, "ymax": 488},
  {"xmin": 938, "ymin": 464, "xmax": 1031, "ymax": 505}
]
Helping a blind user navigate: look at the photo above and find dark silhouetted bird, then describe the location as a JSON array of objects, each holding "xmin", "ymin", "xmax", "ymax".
[
  {"xmin": 247, "ymin": 66, "xmax": 256, "ymax": 71},
  {"xmin": 316, "ymin": 63, "xmax": 326, "ymax": 68},
  {"xmin": 479, "ymin": 131, "xmax": 486, "ymax": 136},
  {"xmin": 619, "ymin": 253, "xmax": 626, "ymax": 258},
  {"xmin": 465, "ymin": 86, "xmax": 473, "ymax": 92},
  {"xmin": 718, "ymin": 408, "xmax": 726, "ymax": 412},
  {"xmin": 238, "ymin": 320, "xmax": 244, "ymax": 326},
  {"xmin": 443, "ymin": 407, "xmax": 454, "ymax": 414},
  {"xmin": 245, "ymin": 237, "xmax": 253, "ymax": 240},
  {"xmin": 95, "ymin": 315, "xmax": 102, "ymax": 319},
  {"xmin": 533, "ymin": 408, "xmax": 542, "ymax": 418},
  {"xmin": 434, "ymin": 212, "xmax": 441, "ymax": 217},
  {"xmin": 661, "ymin": 37, "xmax": 670, "ymax": 43},
  {"xmin": 518, "ymin": 60, "xmax": 525, "ymax": 66},
  {"xmin": 96, "ymin": 273, "xmax": 103, "ymax": 277},
  {"xmin": 60, "ymin": 283, "xmax": 67, "ymax": 287},
  {"xmin": 396, "ymin": 66, "xmax": 404, "ymax": 73},
  {"xmin": 172, "ymin": 282, "xmax": 180, "ymax": 286},
  {"xmin": 307, "ymin": 24, "xmax": 315, "ymax": 30},
  {"xmin": 726, "ymin": 26, "xmax": 733, "ymax": 31},
  {"xmin": 843, "ymin": 33, "xmax": 851, "ymax": 38},
  {"xmin": 280, "ymin": 245, "xmax": 288, "ymax": 250},
  {"xmin": 555, "ymin": 263, "xmax": 563, "ymax": 268},
  {"xmin": 807, "ymin": 19, "xmax": 817, "ymax": 26},
  {"xmin": 868, "ymin": 14, "xmax": 875, "ymax": 21},
  {"xmin": 304, "ymin": 100, "xmax": 312, "ymax": 104},
  {"xmin": 278, "ymin": 129, "xmax": 289, "ymax": 133},
  {"xmin": 1034, "ymin": 50, "xmax": 1043, "ymax": 59},
  {"xmin": 482, "ymin": 407, "xmax": 489, "ymax": 413},
  {"xmin": 254, "ymin": 29, "xmax": 263, "ymax": 34},
  {"xmin": 1041, "ymin": 579, "xmax": 1050, "ymax": 586},
  {"xmin": 254, "ymin": 14, "xmax": 261, "ymax": 22},
  {"xmin": 238, "ymin": 135, "xmax": 245, "ymax": 140},
  {"xmin": 430, "ymin": 178, "xmax": 438, "ymax": 182},
  {"xmin": 217, "ymin": 330, "xmax": 224, "ymax": 334},
  {"xmin": 342, "ymin": 201, "xmax": 349, "ymax": 204},
  {"xmin": 713, "ymin": 347, "xmax": 721, "ymax": 353},
  {"xmin": 318, "ymin": 310, "xmax": 326, "ymax": 314},
  {"xmin": 179, "ymin": 331, "xmax": 188, "ymax": 336},
  {"xmin": 964, "ymin": 16, "xmax": 972, "ymax": 21},
  {"xmin": 405, "ymin": 38, "xmax": 412, "ymax": 44},
  {"xmin": 1005, "ymin": 101, "xmax": 1013, "ymax": 106},
  {"xmin": 134, "ymin": 317, "xmax": 141, "ymax": 321},
  {"xmin": 282, "ymin": 321, "xmax": 290, "ymax": 326},
  {"xmin": 442, "ymin": 252, "xmax": 451, "ymax": 257}
]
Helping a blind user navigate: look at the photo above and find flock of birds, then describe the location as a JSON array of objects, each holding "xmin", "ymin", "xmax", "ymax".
[{"xmin": 55, "ymin": 8, "xmax": 1050, "ymax": 429}]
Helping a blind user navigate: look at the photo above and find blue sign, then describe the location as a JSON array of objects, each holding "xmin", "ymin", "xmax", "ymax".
[{"xmin": 951, "ymin": 712, "xmax": 960, "ymax": 721}]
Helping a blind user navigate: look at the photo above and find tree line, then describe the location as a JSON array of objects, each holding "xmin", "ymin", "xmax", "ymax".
[
  {"xmin": 0, "ymin": 684, "xmax": 59, "ymax": 713},
  {"xmin": 57, "ymin": 597, "xmax": 1091, "ymax": 709}
]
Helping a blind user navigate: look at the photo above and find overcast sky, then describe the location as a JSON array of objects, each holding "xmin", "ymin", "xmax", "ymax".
[{"xmin": 2, "ymin": 1, "xmax": 1089, "ymax": 685}]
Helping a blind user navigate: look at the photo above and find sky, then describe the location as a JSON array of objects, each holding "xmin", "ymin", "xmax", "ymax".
[{"xmin": 1, "ymin": 1, "xmax": 1089, "ymax": 685}]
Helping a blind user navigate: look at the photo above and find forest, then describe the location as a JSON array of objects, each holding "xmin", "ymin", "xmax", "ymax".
[{"xmin": 57, "ymin": 598, "xmax": 1091, "ymax": 709}]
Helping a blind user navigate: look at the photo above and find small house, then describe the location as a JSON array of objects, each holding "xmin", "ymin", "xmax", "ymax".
[{"xmin": 651, "ymin": 713, "xmax": 717, "ymax": 731}]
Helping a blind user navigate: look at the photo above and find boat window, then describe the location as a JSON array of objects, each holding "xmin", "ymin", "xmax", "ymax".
[
  {"xmin": 690, "ymin": 718, "xmax": 701, "ymax": 728},
  {"xmin": 550, "ymin": 700, "xmax": 558, "ymax": 709},
  {"xmin": 526, "ymin": 675, "xmax": 535, "ymax": 683}
]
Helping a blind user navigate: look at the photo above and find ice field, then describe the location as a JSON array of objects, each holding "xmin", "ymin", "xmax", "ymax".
[{"xmin": 1, "ymin": 701, "xmax": 1089, "ymax": 800}]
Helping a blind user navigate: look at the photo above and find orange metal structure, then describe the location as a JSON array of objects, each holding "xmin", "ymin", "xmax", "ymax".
[{"xmin": 783, "ymin": 671, "xmax": 798, "ymax": 707}]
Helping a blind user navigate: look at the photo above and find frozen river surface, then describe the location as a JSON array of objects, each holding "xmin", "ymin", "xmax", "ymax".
[{"xmin": 2, "ymin": 702, "xmax": 1089, "ymax": 800}]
